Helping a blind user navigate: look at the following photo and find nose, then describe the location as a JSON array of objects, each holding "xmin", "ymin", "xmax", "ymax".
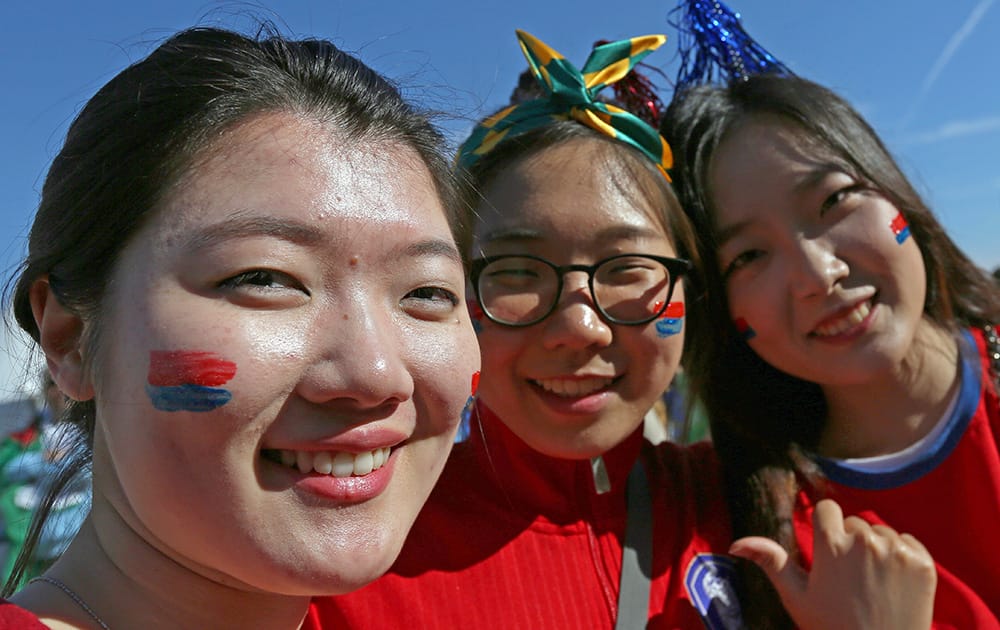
[
  {"xmin": 296, "ymin": 298, "xmax": 413, "ymax": 412},
  {"xmin": 540, "ymin": 273, "xmax": 613, "ymax": 350},
  {"xmin": 788, "ymin": 237, "xmax": 848, "ymax": 299}
]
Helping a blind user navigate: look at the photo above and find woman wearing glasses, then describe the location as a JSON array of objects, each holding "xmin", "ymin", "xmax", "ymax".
[{"xmin": 309, "ymin": 31, "xmax": 935, "ymax": 629}]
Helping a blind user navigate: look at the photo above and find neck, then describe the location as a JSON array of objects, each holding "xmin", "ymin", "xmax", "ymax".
[
  {"xmin": 14, "ymin": 498, "xmax": 309, "ymax": 629},
  {"xmin": 817, "ymin": 319, "xmax": 961, "ymax": 459}
]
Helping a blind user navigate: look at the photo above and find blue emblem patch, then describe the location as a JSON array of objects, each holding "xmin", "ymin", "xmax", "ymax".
[{"xmin": 684, "ymin": 554, "xmax": 745, "ymax": 630}]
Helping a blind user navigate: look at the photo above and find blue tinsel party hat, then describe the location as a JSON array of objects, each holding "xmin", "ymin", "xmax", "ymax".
[{"xmin": 672, "ymin": 0, "xmax": 792, "ymax": 89}]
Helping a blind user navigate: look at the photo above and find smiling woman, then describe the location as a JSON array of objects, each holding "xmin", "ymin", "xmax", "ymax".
[
  {"xmin": 662, "ymin": 73, "xmax": 1000, "ymax": 627},
  {"xmin": 0, "ymin": 25, "xmax": 479, "ymax": 629}
]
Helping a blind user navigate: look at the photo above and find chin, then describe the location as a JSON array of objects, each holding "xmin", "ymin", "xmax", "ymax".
[
  {"xmin": 275, "ymin": 549, "xmax": 403, "ymax": 597},
  {"xmin": 529, "ymin": 427, "xmax": 630, "ymax": 460}
]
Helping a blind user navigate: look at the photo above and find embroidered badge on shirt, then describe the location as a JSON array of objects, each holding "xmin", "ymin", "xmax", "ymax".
[{"xmin": 685, "ymin": 553, "xmax": 745, "ymax": 629}]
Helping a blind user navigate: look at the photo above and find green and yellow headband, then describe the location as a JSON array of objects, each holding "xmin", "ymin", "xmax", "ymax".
[{"xmin": 457, "ymin": 30, "xmax": 673, "ymax": 180}]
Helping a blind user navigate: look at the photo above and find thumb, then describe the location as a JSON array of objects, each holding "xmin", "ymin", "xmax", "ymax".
[{"xmin": 730, "ymin": 536, "xmax": 807, "ymax": 603}]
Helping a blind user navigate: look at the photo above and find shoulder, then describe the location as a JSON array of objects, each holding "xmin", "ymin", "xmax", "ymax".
[{"xmin": 0, "ymin": 600, "xmax": 48, "ymax": 629}]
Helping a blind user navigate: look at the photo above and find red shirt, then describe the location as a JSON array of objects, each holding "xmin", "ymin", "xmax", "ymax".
[
  {"xmin": 0, "ymin": 600, "xmax": 47, "ymax": 629},
  {"xmin": 796, "ymin": 328, "xmax": 1000, "ymax": 628},
  {"xmin": 307, "ymin": 403, "xmax": 738, "ymax": 629}
]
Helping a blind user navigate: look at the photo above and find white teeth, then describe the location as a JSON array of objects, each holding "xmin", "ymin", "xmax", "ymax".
[
  {"xmin": 296, "ymin": 451, "xmax": 314, "ymax": 474},
  {"xmin": 312, "ymin": 452, "xmax": 333, "ymax": 475},
  {"xmin": 332, "ymin": 452, "xmax": 355, "ymax": 477},
  {"xmin": 277, "ymin": 447, "xmax": 391, "ymax": 477},
  {"xmin": 534, "ymin": 376, "xmax": 615, "ymax": 397},
  {"xmin": 354, "ymin": 451, "xmax": 375, "ymax": 476},
  {"xmin": 814, "ymin": 301, "xmax": 872, "ymax": 337}
]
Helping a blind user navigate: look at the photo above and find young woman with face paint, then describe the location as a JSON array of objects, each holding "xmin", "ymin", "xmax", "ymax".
[
  {"xmin": 0, "ymin": 26, "xmax": 480, "ymax": 628},
  {"xmin": 662, "ymin": 74, "xmax": 1000, "ymax": 628},
  {"xmin": 310, "ymin": 32, "xmax": 936, "ymax": 630}
]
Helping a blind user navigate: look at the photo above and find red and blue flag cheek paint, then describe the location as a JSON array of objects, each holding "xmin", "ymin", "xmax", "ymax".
[
  {"xmin": 733, "ymin": 317, "xmax": 756, "ymax": 341},
  {"xmin": 890, "ymin": 211, "xmax": 911, "ymax": 244},
  {"xmin": 467, "ymin": 300, "xmax": 484, "ymax": 334},
  {"xmin": 461, "ymin": 371, "xmax": 481, "ymax": 422},
  {"xmin": 653, "ymin": 301, "xmax": 685, "ymax": 338},
  {"xmin": 146, "ymin": 351, "xmax": 237, "ymax": 412}
]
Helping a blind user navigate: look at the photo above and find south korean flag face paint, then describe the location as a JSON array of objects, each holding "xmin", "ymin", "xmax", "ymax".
[
  {"xmin": 890, "ymin": 211, "xmax": 911, "ymax": 245},
  {"xmin": 146, "ymin": 350, "xmax": 237, "ymax": 412},
  {"xmin": 653, "ymin": 301, "xmax": 685, "ymax": 338},
  {"xmin": 733, "ymin": 317, "xmax": 756, "ymax": 341}
]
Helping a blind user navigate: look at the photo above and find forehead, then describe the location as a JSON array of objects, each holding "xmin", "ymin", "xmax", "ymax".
[
  {"xmin": 154, "ymin": 111, "xmax": 451, "ymax": 244},
  {"xmin": 709, "ymin": 118, "xmax": 835, "ymax": 216},
  {"xmin": 473, "ymin": 139, "xmax": 671, "ymax": 250}
]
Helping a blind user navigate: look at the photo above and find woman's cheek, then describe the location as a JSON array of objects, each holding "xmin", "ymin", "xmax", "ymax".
[{"xmin": 413, "ymin": 322, "xmax": 480, "ymax": 428}]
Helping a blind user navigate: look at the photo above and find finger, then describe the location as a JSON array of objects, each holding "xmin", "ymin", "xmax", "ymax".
[
  {"xmin": 811, "ymin": 499, "xmax": 847, "ymax": 557},
  {"xmin": 841, "ymin": 514, "xmax": 871, "ymax": 535},
  {"xmin": 730, "ymin": 536, "xmax": 807, "ymax": 602},
  {"xmin": 870, "ymin": 523, "xmax": 899, "ymax": 539},
  {"xmin": 812, "ymin": 498, "xmax": 846, "ymax": 538},
  {"xmin": 898, "ymin": 532, "xmax": 930, "ymax": 557}
]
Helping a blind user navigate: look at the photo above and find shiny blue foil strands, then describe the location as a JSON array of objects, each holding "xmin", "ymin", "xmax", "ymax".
[{"xmin": 671, "ymin": 0, "xmax": 792, "ymax": 88}]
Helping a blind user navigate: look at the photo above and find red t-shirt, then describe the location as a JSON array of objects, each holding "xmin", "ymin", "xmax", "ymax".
[
  {"xmin": 0, "ymin": 600, "xmax": 47, "ymax": 629},
  {"xmin": 796, "ymin": 328, "xmax": 1000, "ymax": 628},
  {"xmin": 306, "ymin": 403, "xmax": 739, "ymax": 629}
]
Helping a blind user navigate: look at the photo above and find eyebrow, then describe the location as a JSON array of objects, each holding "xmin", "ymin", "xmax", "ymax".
[
  {"xmin": 402, "ymin": 238, "xmax": 463, "ymax": 265},
  {"xmin": 715, "ymin": 165, "xmax": 847, "ymax": 247},
  {"xmin": 792, "ymin": 165, "xmax": 843, "ymax": 194},
  {"xmin": 480, "ymin": 223, "xmax": 665, "ymax": 245},
  {"xmin": 714, "ymin": 219, "xmax": 750, "ymax": 248},
  {"xmin": 181, "ymin": 212, "xmax": 324, "ymax": 251}
]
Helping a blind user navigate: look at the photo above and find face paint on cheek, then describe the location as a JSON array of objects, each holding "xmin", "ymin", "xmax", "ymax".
[
  {"xmin": 467, "ymin": 299, "xmax": 484, "ymax": 334},
  {"xmin": 145, "ymin": 350, "xmax": 237, "ymax": 412},
  {"xmin": 461, "ymin": 372, "xmax": 481, "ymax": 424},
  {"xmin": 733, "ymin": 317, "xmax": 756, "ymax": 341},
  {"xmin": 653, "ymin": 301, "xmax": 685, "ymax": 338},
  {"xmin": 890, "ymin": 211, "xmax": 911, "ymax": 244}
]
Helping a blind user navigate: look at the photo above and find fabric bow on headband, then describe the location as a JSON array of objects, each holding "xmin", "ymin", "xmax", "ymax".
[{"xmin": 457, "ymin": 30, "xmax": 673, "ymax": 180}]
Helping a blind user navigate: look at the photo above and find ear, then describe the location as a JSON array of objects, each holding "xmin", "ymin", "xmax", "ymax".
[{"xmin": 29, "ymin": 277, "xmax": 95, "ymax": 401}]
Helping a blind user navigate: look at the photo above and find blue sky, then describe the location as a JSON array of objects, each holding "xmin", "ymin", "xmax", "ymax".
[{"xmin": 1, "ymin": 0, "xmax": 998, "ymax": 396}]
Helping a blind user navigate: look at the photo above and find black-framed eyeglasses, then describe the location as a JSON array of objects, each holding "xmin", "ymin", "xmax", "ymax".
[{"xmin": 469, "ymin": 253, "xmax": 691, "ymax": 327}]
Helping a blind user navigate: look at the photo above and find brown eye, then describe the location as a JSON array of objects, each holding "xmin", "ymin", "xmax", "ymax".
[
  {"xmin": 722, "ymin": 249, "xmax": 765, "ymax": 279},
  {"xmin": 218, "ymin": 269, "xmax": 310, "ymax": 299},
  {"xmin": 821, "ymin": 184, "xmax": 865, "ymax": 216},
  {"xmin": 404, "ymin": 286, "xmax": 459, "ymax": 306}
]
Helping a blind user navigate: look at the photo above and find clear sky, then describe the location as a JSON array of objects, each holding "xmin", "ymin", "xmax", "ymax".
[{"xmin": 2, "ymin": 0, "xmax": 998, "ymax": 397}]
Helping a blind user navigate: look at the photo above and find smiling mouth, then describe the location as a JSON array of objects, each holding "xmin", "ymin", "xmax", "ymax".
[
  {"xmin": 262, "ymin": 447, "xmax": 391, "ymax": 477},
  {"xmin": 530, "ymin": 376, "xmax": 617, "ymax": 397},
  {"xmin": 812, "ymin": 300, "xmax": 873, "ymax": 337}
]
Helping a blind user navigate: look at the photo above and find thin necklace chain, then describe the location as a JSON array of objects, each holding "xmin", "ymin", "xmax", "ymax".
[
  {"xmin": 30, "ymin": 575, "xmax": 110, "ymax": 630},
  {"xmin": 472, "ymin": 403, "xmax": 516, "ymax": 513}
]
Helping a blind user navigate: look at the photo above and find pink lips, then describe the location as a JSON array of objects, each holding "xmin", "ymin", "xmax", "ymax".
[
  {"xmin": 266, "ymin": 426, "xmax": 407, "ymax": 503},
  {"xmin": 271, "ymin": 449, "xmax": 398, "ymax": 503},
  {"xmin": 530, "ymin": 375, "xmax": 619, "ymax": 416}
]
